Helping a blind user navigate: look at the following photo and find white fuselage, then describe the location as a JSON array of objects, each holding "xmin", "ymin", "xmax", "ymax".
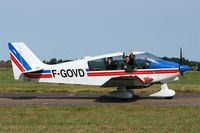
[{"xmin": 25, "ymin": 59, "xmax": 180, "ymax": 86}]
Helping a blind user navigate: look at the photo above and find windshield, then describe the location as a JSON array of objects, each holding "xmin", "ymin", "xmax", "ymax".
[
  {"xmin": 134, "ymin": 52, "xmax": 162, "ymax": 69},
  {"xmin": 135, "ymin": 52, "xmax": 162, "ymax": 62}
]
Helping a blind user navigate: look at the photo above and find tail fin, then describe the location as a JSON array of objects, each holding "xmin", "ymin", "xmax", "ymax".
[{"xmin": 8, "ymin": 42, "xmax": 45, "ymax": 80}]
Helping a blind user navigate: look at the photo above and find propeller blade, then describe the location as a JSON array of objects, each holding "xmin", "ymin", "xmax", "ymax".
[
  {"xmin": 180, "ymin": 47, "xmax": 183, "ymax": 66},
  {"xmin": 179, "ymin": 47, "xmax": 183, "ymax": 76}
]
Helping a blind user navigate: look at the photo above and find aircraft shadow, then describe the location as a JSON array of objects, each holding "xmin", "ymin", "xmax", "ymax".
[
  {"xmin": 0, "ymin": 93, "xmax": 168, "ymax": 103},
  {"xmin": 95, "ymin": 95, "xmax": 167, "ymax": 103},
  {"xmin": 1, "ymin": 96, "xmax": 98, "ymax": 100}
]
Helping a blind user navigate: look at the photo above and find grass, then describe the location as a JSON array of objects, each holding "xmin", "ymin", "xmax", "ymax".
[
  {"xmin": 1, "ymin": 69, "xmax": 200, "ymax": 93},
  {"xmin": 0, "ymin": 105, "xmax": 200, "ymax": 133}
]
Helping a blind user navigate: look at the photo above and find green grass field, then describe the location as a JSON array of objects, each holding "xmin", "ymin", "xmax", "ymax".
[
  {"xmin": 0, "ymin": 69, "xmax": 200, "ymax": 93},
  {"xmin": 1, "ymin": 69, "xmax": 200, "ymax": 133},
  {"xmin": 0, "ymin": 105, "xmax": 200, "ymax": 133}
]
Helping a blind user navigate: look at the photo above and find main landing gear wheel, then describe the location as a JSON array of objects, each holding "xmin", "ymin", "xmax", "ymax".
[{"xmin": 106, "ymin": 87, "xmax": 133, "ymax": 100}]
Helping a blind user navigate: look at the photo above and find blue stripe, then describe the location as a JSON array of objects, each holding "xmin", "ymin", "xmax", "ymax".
[
  {"xmin": 86, "ymin": 68, "xmax": 90, "ymax": 72},
  {"xmin": 8, "ymin": 43, "xmax": 32, "ymax": 71},
  {"xmin": 30, "ymin": 70, "xmax": 51, "ymax": 74}
]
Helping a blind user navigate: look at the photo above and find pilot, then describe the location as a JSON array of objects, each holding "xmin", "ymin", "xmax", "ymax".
[{"xmin": 106, "ymin": 57, "xmax": 117, "ymax": 70}]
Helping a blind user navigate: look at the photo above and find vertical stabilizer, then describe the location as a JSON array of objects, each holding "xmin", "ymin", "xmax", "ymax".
[{"xmin": 8, "ymin": 42, "xmax": 45, "ymax": 80}]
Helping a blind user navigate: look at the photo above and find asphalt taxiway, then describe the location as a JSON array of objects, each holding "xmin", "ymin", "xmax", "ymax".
[{"xmin": 0, "ymin": 92, "xmax": 200, "ymax": 106}]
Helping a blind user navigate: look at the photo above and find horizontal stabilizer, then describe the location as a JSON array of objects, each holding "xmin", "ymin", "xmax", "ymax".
[{"xmin": 22, "ymin": 68, "xmax": 44, "ymax": 74}]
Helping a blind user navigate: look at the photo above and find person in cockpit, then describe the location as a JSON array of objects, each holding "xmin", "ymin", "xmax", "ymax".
[
  {"xmin": 106, "ymin": 57, "xmax": 117, "ymax": 70},
  {"xmin": 123, "ymin": 55, "xmax": 135, "ymax": 72},
  {"xmin": 129, "ymin": 53, "xmax": 136, "ymax": 69}
]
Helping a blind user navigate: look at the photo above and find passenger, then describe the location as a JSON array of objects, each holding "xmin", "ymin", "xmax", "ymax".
[
  {"xmin": 123, "ymin": 56, "xmax": 134, "ymax": 72},
  {"xmin": 129, "ymin": 53, "xmax": 136, "ymax": 69},
  {"xmin": 106, "ymin": 57, "xmax": 117, "ymax": 70}
]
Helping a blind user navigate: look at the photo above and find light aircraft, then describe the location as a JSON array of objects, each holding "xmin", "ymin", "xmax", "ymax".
[{"xmin": 8, "ymin": 42, "xmax": 190, "ymax": 99}]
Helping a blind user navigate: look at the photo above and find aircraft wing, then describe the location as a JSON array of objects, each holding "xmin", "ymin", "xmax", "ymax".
[{"xmin": 101, "ymin": 76, "xmax": 146, "ymax": 87}]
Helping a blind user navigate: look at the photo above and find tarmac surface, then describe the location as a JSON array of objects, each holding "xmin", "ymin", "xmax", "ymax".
[{"xmin": 0, "ymin": 92, "xmax": 200, "ymax": 106}]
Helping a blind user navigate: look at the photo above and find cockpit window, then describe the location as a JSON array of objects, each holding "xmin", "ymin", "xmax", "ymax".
[
  {"xmin": 88, "ymin": 58, "xmax": 106, "ymax": 71},
  {"xmin": 88, "ymin": 55, "xmax": 124, "ymax": 71}
]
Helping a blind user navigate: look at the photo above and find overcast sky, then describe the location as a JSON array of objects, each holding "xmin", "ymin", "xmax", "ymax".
[{"xmin": 1, "ymin": 0, "xmax": 200, "ymax": 61}]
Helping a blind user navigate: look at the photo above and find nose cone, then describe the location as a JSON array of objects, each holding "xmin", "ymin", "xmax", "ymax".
[
  {"xmin": 180, "ymin": 65, "xmax": 191, "ymax": 73},
  {"xmin": 148, "ymin": 60, "xmax": 191, "ymax": 73}
]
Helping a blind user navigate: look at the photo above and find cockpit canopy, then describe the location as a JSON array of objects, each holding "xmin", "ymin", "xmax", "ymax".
[
  {"xmin": 87, "ymin": 52, "xmax": 164, "ymax": 71},
  {"xmin": 88, "ymin": 52, "xmax": 166, "ymax": 71}
]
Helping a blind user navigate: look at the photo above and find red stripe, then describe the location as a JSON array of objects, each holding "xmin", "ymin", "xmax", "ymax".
[
  {"xmin": 24, "ymin": 73, "xmax": 52, "ymax": 78},
  {"xmin": 87, "ymin": 69, "xmax": 179, "ymax": 77},
  {"xmin": 10, "ymin": 53, "xmax": 25, "ymax": 72},
  {"xmin": 88, "ymin": 72, "xmax": 125, "ymax": 76}
]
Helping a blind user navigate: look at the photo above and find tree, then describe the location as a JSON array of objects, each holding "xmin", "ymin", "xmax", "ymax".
[
  {"xmin": 49, "ymin": 58, "xmax": 57, "ymax": 64},
  {"xmin": 0, "ymin": 60, "xmax": 12, "ymax": 68}
]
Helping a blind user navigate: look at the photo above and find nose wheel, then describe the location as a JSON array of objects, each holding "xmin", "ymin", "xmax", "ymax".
[{"xmin": 150, "ymin": 83, "xmax": 176, "ymax": 98}]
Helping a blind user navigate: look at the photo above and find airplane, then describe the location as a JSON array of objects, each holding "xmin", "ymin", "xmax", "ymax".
[{"xmin": 8, "ymin": 42, "xmax": 190, "ymax": 99}]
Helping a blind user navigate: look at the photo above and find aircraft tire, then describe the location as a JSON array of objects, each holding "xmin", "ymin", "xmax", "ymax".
[{"xmin": 165, "ymin": 96, "xmax": 174, "ymax": 99}]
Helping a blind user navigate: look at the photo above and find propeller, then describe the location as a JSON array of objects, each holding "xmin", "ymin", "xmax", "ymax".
[
  {"xmin": 179, "ymin": 47, "xmax": 183, "ymax": 76},
  {"xmin": 179, "ymin": 47, "xmax": 184, "ymax": 89},
  {"xmin": 178, "ymin": 47, "xmax": 191, "ymax": 88}
]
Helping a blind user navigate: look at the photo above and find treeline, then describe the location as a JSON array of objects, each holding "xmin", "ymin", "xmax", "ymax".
[
  {"xmin": 42, "ymin": 58, "xmax": 73, "ymax": 64},
  {"xmin": 0, "ymin": 58, "xmax": 72, "ymax": 68},
  {"xmin": 1, "ymin": 57, "xmax": 200, "ymax": 71},
  {"xmin": 0, "ymin": 60, "xmax": 12, "ymax": 68}
]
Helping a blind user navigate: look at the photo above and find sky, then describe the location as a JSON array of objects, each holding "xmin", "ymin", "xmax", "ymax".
[{"xmin": 0, "ymin": 0, "xmax": 200, "ymax": 61}]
